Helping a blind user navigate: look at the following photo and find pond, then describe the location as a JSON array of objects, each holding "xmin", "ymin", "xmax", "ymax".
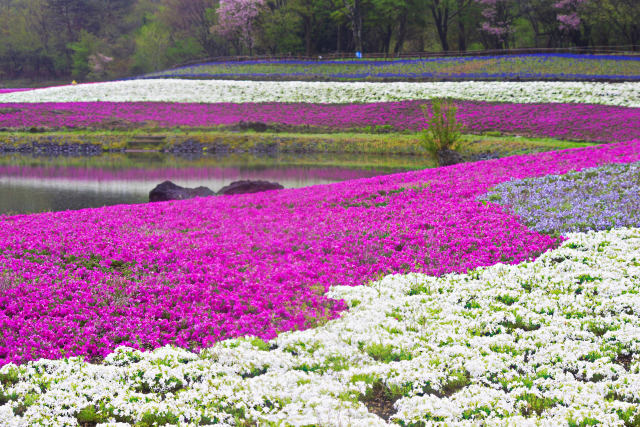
[{"xmin": 0, "ymin": 151, "xmax": 427, "ymax": 215}]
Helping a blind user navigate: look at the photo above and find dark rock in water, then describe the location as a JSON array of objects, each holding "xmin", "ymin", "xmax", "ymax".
[
  {"xmin": 467, "ymin": 151, "xmax": 501, "ymax": 162},
  {"xmin": 217, "ymin": 180, "xmax": 284, "ymax": 195},
  {"xmin": 149, "ymin": 180, "xmax": 215, "ymax": 202},
  {"xmin": 437, "ymin": 149, "xmax": 464, "ymax": 167}
]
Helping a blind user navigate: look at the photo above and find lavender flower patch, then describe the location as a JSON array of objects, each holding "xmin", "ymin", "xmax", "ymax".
[{"xmin": 481, "ymin": 161, "xmax": 640, "ymax": 234}]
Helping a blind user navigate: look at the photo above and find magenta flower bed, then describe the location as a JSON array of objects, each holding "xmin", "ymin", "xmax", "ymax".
[
  {"xmin": 0, "ymin": 89, "xmax": 31, "ymax": 94},
  {"xmin": 1, "ymin": 140, "xmax": 640, "ymax": 365},
  {"xmin": 2, "ymin": 101, "xmax": 639, "ymax": 142}
]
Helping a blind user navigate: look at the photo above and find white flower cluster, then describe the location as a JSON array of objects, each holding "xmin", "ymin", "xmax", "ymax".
[
  {"xmin": 1, "ymin": 227, "xmax": 640, "ymax": 426},
  {"xmin": 0, "ymin": 79, "xmax": 638, "ymax": 107}
]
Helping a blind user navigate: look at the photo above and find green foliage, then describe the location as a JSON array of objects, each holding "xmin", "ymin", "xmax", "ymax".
[
  {"xmin": 365, "ymin": 343, "xmax": 413, "ymax": 363},
  {"xmin": 500, "ymin": 314, "xmax": 541, "ymax": 332},
  {"xmin": 250, "ymin": 338, "xmax": 271, "ymax": 351},
  {"xmin": 517, "ymin": 393, "xmax": 558, "ymax": 417},
  {"xmin": 137, "ymin": 410, "xmax": 181, "ymax": 426},
  {"xmin": 166, "ymin": 37, "xmax": 205, "ymax": 66},
  {"xmin": 68, "ymin": 31, "xmax": 99, "ymax": 81},
  {"xmin": 12, "ymin": 392, "xmax": 39, "ymax": 416},
  {"xmin": 568, "ymin": 417, "xmax": 602, "ymax": 427},
  {"xmin": 2, "ymin": 0, "xmax": 640, "ymax": 83},
  {"xmin": 585, "ymin": 321, "xmax": 615, "ymax": 337},
  {"xmin": 133, "ymin": 20, "xmax": 171, "ymax": 73},
  {"xmin": 259, "ymin": 7, "xmax": 303, "ymax": 54},
  {"xmin": 462, "ymin": 406, "xmax": 492, "ymax": 420},
  {"xmin": 464, "ymin": 298, "xmax": 482, "ymax": 309},
  {"xmin": 350, "ymin": 373, "xmax": 378, "ymax": 385},
  {"xmin": 0, "ymin": 366, "xmax": 20, "ymax": 386},
  {"xmin": 76, "ymin": 406, "xmax": 104, "ymax": 424},
  {"xmin": 438, "ymin": 370, "xmax": 471, "ymax": 397},
  {"xmin": 496, "ymin": 294, "xmax": 518, "ymax": 305},
  {"xmin": 420, "ymin": 98, "xmax": 462, "ymax": 157},
  {"xmin": 617, "ymin": 407, "xmax": 640, "ymax": 427}
]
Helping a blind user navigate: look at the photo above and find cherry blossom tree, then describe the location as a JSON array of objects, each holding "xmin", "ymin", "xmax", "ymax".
[
  {"xmin": 214, "ymin": 0, "xmax": 267, "ymax": 54},
  {"xmin": 474, "ymin": 0, "xmax": 515, "ymax": 48},
  {"xmin": 554, "ymin": 0, "xmax": 588, "ymax": 32}
]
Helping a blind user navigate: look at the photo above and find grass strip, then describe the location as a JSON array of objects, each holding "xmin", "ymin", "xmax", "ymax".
[{"xmin": 0, "ymin": 130, "xmax": 599, "ymax": 156}]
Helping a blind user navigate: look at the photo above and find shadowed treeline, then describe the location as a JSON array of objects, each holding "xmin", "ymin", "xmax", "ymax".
[{"xmin": 1, "ymin": 0, "xmax": 639, "ymax": 83}]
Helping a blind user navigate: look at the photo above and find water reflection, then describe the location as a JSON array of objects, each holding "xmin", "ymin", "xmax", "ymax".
[{"xmin": 0, "ymin": 151, "xmax": 425, "ymax": 215}]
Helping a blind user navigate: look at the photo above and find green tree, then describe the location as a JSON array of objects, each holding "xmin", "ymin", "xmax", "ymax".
[
  {"xmin": 133, "ymin": 19, "xmax": 170, "ymax": 72},
  {"xmin": 260, "ymin": 4, "xmax": 303, "ymax": 54},
  {"xmin": 420, "ymin": 98, "xmax": 463, "ymax": 166},
  {"xmin": 586, "ymin": 0, "xmax": 640, "ymax": 49},
  {"xmin": 336, "ymin": 0, "xmax": 363, "ymax": 53},
  {"xmin": 162, "ymin": 0, "xmax": 220, "ymax": 56},
  {"xmin": 288, "ymin": 0, "xmax": 322, "ymax": 55},
  {"xmin": 68, "ymin": 30, "xmax": 99, "ymax": 80},
  {"xmin": 426, "ymin": 0, "xmax": 473, "ymax": 51}
]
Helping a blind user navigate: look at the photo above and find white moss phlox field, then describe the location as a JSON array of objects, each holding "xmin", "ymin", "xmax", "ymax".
[
  {"xmin": 0, "ymin": 79, "xmax": 638, "ymax": 106},
  {"xmin": 1, "ymin": 227, "xmax": 639, "ymax": 426}
]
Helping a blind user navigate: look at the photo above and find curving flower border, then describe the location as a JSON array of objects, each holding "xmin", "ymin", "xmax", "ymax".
[
  {"xmin": 1, "ymin": 140, "xmax": 640, "ymax": 367},
  {"xmin": 1, "ymin": 80, "xmax": 639, "ymax": 106}
]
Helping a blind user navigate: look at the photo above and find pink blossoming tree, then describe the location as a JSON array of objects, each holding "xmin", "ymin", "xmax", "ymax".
[
  {"xmin": 214, "ymin": 0, "xmax": 267, "ymax": 54},
  {"xmin": 474, "ymin": 0, "xmax": 515, "ymax": 48},
  {"xmin": 554, "ymin": 0, "xmax": 588, "ymax": 32}
]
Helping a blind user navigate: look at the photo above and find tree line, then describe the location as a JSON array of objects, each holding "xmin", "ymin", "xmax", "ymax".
[{"xmin": 0, "ymin": 0, "xmax": 638, "ymax": 82}]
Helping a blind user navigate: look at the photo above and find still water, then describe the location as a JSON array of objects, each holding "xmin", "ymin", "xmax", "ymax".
[{"xmin": 0, "ymin": 151, "xmax": 425, "ymax": 215}]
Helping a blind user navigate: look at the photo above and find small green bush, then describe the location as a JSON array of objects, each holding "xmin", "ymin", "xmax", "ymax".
[{"xmin": 420, "ymin": 98, "xmax": 462, "ymax": 156}]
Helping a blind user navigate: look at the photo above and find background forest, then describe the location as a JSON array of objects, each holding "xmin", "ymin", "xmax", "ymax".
[{"xmin": 0, "ymin": 0, "xmax": 639, "ymax": 83}]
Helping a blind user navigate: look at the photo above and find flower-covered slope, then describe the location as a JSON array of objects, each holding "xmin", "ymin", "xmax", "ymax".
[
  {"xmin": 483, "ymin": 161, "xmax": 640, "ymax": 235},
  {"xmin": 2, "ymin": 101, "xmax": 639, "ymax": 143},
  {"xmin": 142, "ymin": 54, "xmax": 640, "ymax": 81},
  {"xmin": 1, "ymin": 141, "xmax": 640, "ymax": 368},
  {"xmin": 1, "ymin": 227, "xmax": 639, "ymax": 426},
  {"xmin": 1, "ymin": 80, "xmax": 639, "ymax": 106},
  {"xmin": 0, "ymin": 89, "xmax": 31, "ymax": 94}
]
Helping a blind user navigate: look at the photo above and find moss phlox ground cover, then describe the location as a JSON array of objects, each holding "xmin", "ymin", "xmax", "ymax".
[
  {"xmin": 2, "ymin": 75, "xmax": 640, "ymax": 424},
  {"xmin": 483, "ymin": 161, "xmax": 640, "ymax": 235},
  {"xmin": 2, "ymin": 140, "xmax": 640, "ymax": 367},
  {"xmin": 1, "ymin": 226, "xmax": 639, "ymax": 425},
  {"xmin": 1, "ymin": 80, "xmax": 639, "ymax": 106},
  {"xmin": 0, "ymin": 89, "xmax": 31, "ymax": 94},
  {"xmin": 1, "ymin": 101, "xmax": 638, "ymax": 144},
  {"xmin": 142, "ymin": 54, "xmax": 640, "ymax": 81}
]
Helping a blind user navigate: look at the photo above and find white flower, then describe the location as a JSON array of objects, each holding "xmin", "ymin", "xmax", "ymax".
[
  {"xmin": 0, "ymin": 79, "xmax": 638, "ymax": 106},
  {"xmin": 2, "ymin": 227, "xmax": 640, "ymax": 425}
]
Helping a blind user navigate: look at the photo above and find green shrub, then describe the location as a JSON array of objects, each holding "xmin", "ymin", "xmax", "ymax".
[
  {"xmin": 420, "ymin": 98, "xmax": 462, "ymax": 157},
  {"xmin": 365, "ymin": 343, "xmax": 412, "ymax": 363}
]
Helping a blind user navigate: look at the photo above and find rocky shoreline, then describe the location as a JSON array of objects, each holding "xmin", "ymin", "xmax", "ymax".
[{"xmin": 0, "ymin": 141, "xmax": 103, "ymax": 155}]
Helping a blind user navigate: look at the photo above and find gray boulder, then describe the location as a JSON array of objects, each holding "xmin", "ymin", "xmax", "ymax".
[
  {"xmin": 218, "ymin": 180, "xmax": 284, "ymax": 195},
  {"xmin": 149, "ymin": 180, "xmax": 215, "ymax": 202}
]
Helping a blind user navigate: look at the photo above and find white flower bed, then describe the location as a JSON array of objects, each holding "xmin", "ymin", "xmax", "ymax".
[
  {"xmin": 1, "ymin": 227, "xmax": 639, "ymax": 426},
  {"xmin": 0, "ymin": 79, "xmax": 638, "ymax": 106}
]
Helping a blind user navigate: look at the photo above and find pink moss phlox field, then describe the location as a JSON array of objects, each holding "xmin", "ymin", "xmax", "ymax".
[
  {"xmin": 1, "ymin": 101, "xmax": 639, "ymax": 142},
  {"xmin": 2, "ymin": 140, "xmax": 640, "ymax": 365},
  {"xmin": 0, "ymin": 89, "xmax": 31, "ymax": 94}
]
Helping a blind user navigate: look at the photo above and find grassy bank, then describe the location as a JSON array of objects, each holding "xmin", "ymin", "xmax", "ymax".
[{"xmin": 0, "ymin": 130, "xmax": 599, "ymax": 157}]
